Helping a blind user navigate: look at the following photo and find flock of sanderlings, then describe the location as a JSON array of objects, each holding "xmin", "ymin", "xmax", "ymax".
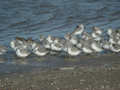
[{"xmin": 0, "ymin": 24, "xmax": 120, "ymax": 58}]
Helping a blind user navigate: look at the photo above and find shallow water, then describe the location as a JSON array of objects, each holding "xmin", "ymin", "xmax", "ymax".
[{"xmin": 0, "ymin": 0, "xmax": 120, "ymax": 72}]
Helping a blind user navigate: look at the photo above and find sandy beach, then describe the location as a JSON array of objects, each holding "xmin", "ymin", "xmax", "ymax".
[{"xmin": 0, "ymin": 53, "xmax": 120, "ymax": 90}]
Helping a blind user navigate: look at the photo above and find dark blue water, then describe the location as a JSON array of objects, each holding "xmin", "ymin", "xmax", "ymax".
[
  {"xmin": 0, "ymin": 0, "xmax": 120, "ymax": 72},
  {"xmin": 1, "ymin": 0, "xmax": 120, "ymax": 44}
]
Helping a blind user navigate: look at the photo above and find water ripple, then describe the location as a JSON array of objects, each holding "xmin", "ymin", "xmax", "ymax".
[{"xmin": 0, "ymin": 0, "xmax": 120, "ymax": 66}]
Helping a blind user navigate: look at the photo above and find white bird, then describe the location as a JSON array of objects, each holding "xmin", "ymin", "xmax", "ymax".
[
  {"xmin": 64, "ymin": 32, "xmax": 78, "ymax": 45},
  {"xmin": 26, "ymin": 38, "xmax": 37, "ymax": 50},
  {"xmin": 82, "ymin": 39, "xmax": 93, "ymax": 54},
  {"xmin": 15, "ymin": 48, "xmax": 31, "ymax": 58},
  {"xmin": 32, "ymin": 43, "xmax": 48, "ymax": 56},
  {"xmin": 91, "ymin": 41, "xmax": 103, "ymax": 53},
  {"xmin": 81, "ymin": 32, "xmax": 92, "ymax": 40},
  {"xmin": 10, "ymin": 37, "xmax": 27, "ymax": 51},
  {"xmin": 67, "ymin": 44, "xmax": 81, "ymax": 56},
  {"xmin": 92, "ymin": 26, "xmax": 102, "ymax": 35},
  {"xmin": 71, "ymin": 24, "xmax": 84, "ymax": 35},
  {"xmin": 91, "ymin": 26, "xmax": 103, "ymax": 41},
  {"xmin": 109, "ymin": 44, "xmax": 120, "ymax": 53},
  {"xmin": 46, "ymin": 35, "xmax": 54, "ymax": 43}
]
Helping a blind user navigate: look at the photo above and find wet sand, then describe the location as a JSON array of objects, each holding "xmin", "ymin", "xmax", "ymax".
[{"xmin": 0, "ymin": 53, "xmax": 120, "ymax": 90}]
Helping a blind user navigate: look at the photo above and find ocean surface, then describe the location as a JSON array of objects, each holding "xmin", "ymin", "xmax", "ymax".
[{"xmin": 0, "ymin": 0, "xmax": 120, "ymax": 73}]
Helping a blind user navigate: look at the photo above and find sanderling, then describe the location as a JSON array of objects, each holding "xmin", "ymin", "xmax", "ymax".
[
  {"xmin": 82, "ymin": 32, "xmax": 92, "ymax": 40},
  {"xmin": 101, "ymin": 40, "xmax": 111, "ymax": 50},
  {"xmin": 107, "ymin": 29, "xmax": 119, "ymax": 41},
  {"xmin": 39, "ymin": 34, "xmax": 45, "ymax": 42},
  {"xmin": 50, "ymin": 37, "xmax": 64, "ymax": 51},
  {"xmin": 67, "ymin": 43, "xmax": 81, "ymax": 56},
  {"xmin": 116, "ymin": 29, "xmax": 120, "ymax": 37},
  {"xmin": 15, "ymin": 48, "xmax": 31, "ymax": 58},
  {"xmin": 46, "ymin": 35, "xmax": 54, "ymax": 43},
  {"xmin": 92, "ymin": 26, "xmax": 102, "ymax": 35},
  {"xmin": 71, "ymin": 24, "xmax": 84, "ymax": 36},
  {"xmin": 64, "ymin": 32, "xmax": 78, "ymax": 45},
  {"xmin": 91, "ymin": 32, "xmax": 102, "ymax": 41},
  {"xmin": 26, "ymin": 38, "xmax": 37, "ymax": 50},
  {"xmin": 109, "ymin": 43, "xmax": 120, "ymax": 53},
  {"xmin": 43, "ymin": 40, "xmax": 51, "ymax": 49},
  {"xmin": 76, "ymin": 39, "xmax": 84, "ymax": 49},
  {"xmin": 69, "ymin": 35, "xmax": 78, "ymax": 45},
  {"xmin": 91, "ymin": 27, "xmax": 103, "ymax": 41},
  {"xmin": 91, "ymin": 40, "xmax": 103, "ymax": 53},
  {"xmin": 10, "ymin": 37, "xmax": 27, "ymax": 50},
  {"xmin": 81, "ymin": 39, "xmax": 93, "ymax": 54},
  {"xmin": 51, "ymin": 43, "xmax": 63, "ymax": 51},
  {"xmin": 107, "ymin": 29, "xmax": 113, "ymax": 36},
  {"xmin": 32, "ymin": 43, "xmax": 49, "ymax": 56},
  {"xmin": 64, "ymin": 32, "xmax": 71, "ymax": 41},
  {"xmin": 107, "ymin": 29, "xmax": 119, "ymax": 45}
]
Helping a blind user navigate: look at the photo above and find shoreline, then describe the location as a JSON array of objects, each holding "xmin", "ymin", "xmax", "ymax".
[{"xmin": 0, "ymin": 53, "xmax": 120, "ymax": 89}]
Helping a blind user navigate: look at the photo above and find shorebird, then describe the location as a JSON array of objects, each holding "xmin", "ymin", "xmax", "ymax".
[
  {"xmin": 54, "ymin": 37, "xmax": 62, "ymax": 44},
  {"xmin": 107, "ymin": 28, "xmax": 113, "ymax": 37},
  {"xmin": 81, "ymin": 32, "xmax": 92, "ymax": 40},
  {"xmin": 64, "ymin": 32, "xmax": 78, "ymax": 45},
  {"xmin": 107, "ymin": 29, "xmax": 120, "ymax": 44},
  {"xmin": 76, "ymin": 39, "xmax": 84, "ymax": 49},
  {"xmin": 15, "ymin": 48, "xmax": 31, "ymax": 58},
  {"xmin": 10, "ymin": 37, "xmax": 27, "ymax": 51},
  {"xmin": 91, "ymin": 33, "xmax": 102, "ymax": 41},
  {"xmin": 50, "ymin": 37, "xmax": 64, "ymax": 51},
  {"xmin": 117, "ymin": 39, "xmax": 120, "ymax": 45},
  {"xmin": 81, "ymin": 39, "xmax": 93, "ymax": 54},
  {"xmin": 105, "ymin": 29, "xmax": 120, "ymax": 53},
  {"xmin": 91, "ymin": 40, "xmax": 103, "ymax": 53},
  {"xmin": 101, "ymin": 40, "xmax": 111, "ymax": 50},
  {"xmin": 89, "ymin": 27, "xmax": 103, "ymax": 53},
  {"xmin": 116, "ymin": 29, "xmax": 120, "ymax": 37},
  {"xmin": 46, "ymin": 35, "xmax": 54, "ymax": 43},
  {"xmin": 42, "ymin": 40, "xmax": 51, "ymax": 49},
  {"xmin": 0, "ymin": 45, "xmax": 7, "ymax": 55},
  {"xmin": 76, "ymin": 42, "xmax": 82, "ymax": 49},
  {"xmin": 69, "ymin": 35, "xmax": 78, "ymax": 45},
  {"xmin": 109, "ymin": 43, "xmax": 120, "ymax": 53},
  {"xmin": 43, "ymin": 40, "xmax": 51, "ymax": 49},
  {"xmin": 15, "ymin": 37, "xmax": 26, "ymax": 43},
  {"xmin": 107, "ymin": 29, "xmax": 119, "ymax": 39},
  {"xmin": 64, "ymin": 32, "xmax": 71, "ymax": 41},
  {"xmin": 66, "ymin": 43, "xmax": 81, "ymax": 56},
  {"xmin": 51, "ymin": 42, "xmax": 63, "ymax": 51},
  {"xmin": 92, "ymin": 26, "xmax": 102, "ymax": 35},
  {"xmin": 109, "ymin": 36, "xmax": 119, "ymax": 44},
  {"xmin": 91, "ymin": 26, "xmax": 103, "ymax": 41},
  {"xmin": 71, "ymin": 24, "xmax": 84, "ymax": 36},
  {"xmin": 39, "ymin": 34, "xmax": 45, "ymax": 42},
  {"xmin": 32, "ymin": 43, "xmax": 49, "ymax": 56},
  {"xmin": 43, "ymin": 35, "xmax": 55, "ymax": 50},
  {"xmin": 26, "ymin": 38, "xmax": 37, "ymax": 51}
]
